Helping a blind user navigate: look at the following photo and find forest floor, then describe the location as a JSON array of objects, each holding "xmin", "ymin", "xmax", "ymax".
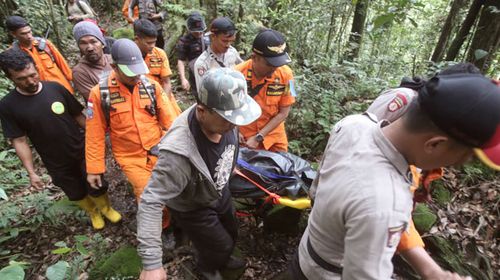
[
  {"xmin": 1, "ymin": 13, "xmax": 499, "ymax": 280},
  {"xmin": 2, "ymin": 145, "xmax": 499, "ymax": 279}
]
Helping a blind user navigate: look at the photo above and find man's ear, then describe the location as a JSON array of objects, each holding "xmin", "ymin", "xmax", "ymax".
[{"xmin": 423, "ymin": 135, "xmax": 449, "ymax": 154}]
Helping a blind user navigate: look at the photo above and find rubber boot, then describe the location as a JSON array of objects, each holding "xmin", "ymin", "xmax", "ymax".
[
  {"xmin": 77, "ymin": 196, "xmax": 105, "ymax": 230},
  {"xmin": 90, "ymin": 193, "xmax": 122, "ymax": 223}
]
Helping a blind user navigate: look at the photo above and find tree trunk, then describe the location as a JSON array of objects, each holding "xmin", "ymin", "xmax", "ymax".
[
  {"xmin": 430, "ymin": 0, "xmax": 465, "ymax": 62},
  {"xmin": 47, "ymin": 0, "xmax": 63, "ymax": 54},
  {"xmin": 343, "ymin": 0, "xmax": 369, "ymax": 61},
  {"xmin": 325, "ymin": 3, "xmax": 337, "ymax": 54},
  {"xmin": 0, "ymin": 0, "xmax": 17, "ymax": 29},
  {"xmin": 466, "ymin": 0, "xmax": 500, "ymax": 72},
  {"xmin": 445, "ymin": 0, "xmax": 484, "ymax": 61},
  {"xmin": 200, "ymin": 0, "xmax": 218, "ymax": 21},
  {"xmin": 335, "ymin": 2, "xmax": 353, "ymax": 63}
]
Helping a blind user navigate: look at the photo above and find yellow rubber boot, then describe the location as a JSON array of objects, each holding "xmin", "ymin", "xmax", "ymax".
[
  {"xmin": 77, "ymin": 196, "xmax": 105, "ymax": 230},
  {"xmin": 90, "ymin": 193, "xmax": 122, "ymax": 223}
]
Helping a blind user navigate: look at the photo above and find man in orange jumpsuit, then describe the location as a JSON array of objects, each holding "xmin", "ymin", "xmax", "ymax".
[
  {"xmin": 235, "ymin": 29, "xmax": 296, "ymax": 152},
  {"xmin": 85, "ymin": 39, "xmax": 179, "ymax": 203},
  {"xmin": 133, "ymin": 19, "xmax": 181, "ymax": 114},
  {"xmin": 122, "ymin": 0, "xmax": 139, "ymax": 24},
  {"xmin": 5, "ymin": 16, "xmax": 73, "ymax": 94}
]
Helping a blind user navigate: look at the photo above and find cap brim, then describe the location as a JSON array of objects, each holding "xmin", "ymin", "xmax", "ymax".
[
  {"xmin": 117, "ymin": 61, "xmax": 149, "ymax": 77},
  {"xmin": 264, "ymin": 53, "xmax": 291, "ymax": 67},
  {"xmin": 474, "ymin": 124, "xmax": 500, "ymax": 170},
  {"xmin": 213, "ymin": 94, "xmax": 262, "ymax": 126}
]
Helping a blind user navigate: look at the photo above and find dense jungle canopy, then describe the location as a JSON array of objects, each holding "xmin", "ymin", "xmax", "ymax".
[{"xmin": 0, "ymin": 0, "xmax": 498, "ymax": 279}]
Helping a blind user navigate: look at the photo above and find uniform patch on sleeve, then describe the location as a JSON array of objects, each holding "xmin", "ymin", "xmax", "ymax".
[
  {"xmin": 387, "ymin": 93, "xmax": 408, "ymax": 112},
  {"xmin": 86, "ymin": 99, "xmax": 94, "ymax": 119},
  {"xmin": 198, "ymin": 67, "xmax": 206, "ymax": 76},
  {"xmin": 387, "ymin": 224, "xmax": 406, "ymax": 248}
]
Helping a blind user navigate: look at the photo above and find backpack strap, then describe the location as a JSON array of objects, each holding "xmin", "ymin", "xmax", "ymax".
[
  {"xmin": 139, "ymin": 75, "xmax": 158, "ymax": 119},
  {"xmin": 245, "ymin": 68, "xmax": 265, "ymax": 98},
  {"xmin": 98, "ymin": 71, "xmax": 112, "ymax": 127},
  {"xmin": 33, "ymin": 37, "xmax": 55, "ymax": 62}
]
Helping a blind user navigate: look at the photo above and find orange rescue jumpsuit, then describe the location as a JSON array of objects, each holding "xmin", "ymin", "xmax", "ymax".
[
  {"xmin": 122, "ymin": 0, "xmax": 139, "ymax": 23},
  {"xmin": 397, "ymin": 167, "xmax": 443, "ymax": 252},
  {"xmin": 144, "ymin": 47, "xmax": 182, "ymax": 114},
  {"xmin": 235, "ymin": 60, "xmax": 295, "ymax": 152},
  {"xmin": 85, "ymin": 71, "xmax": 179, "ymax": 200},
  {"xmin": 16, "ymin": 39, "xmax": 73, "ymax": 93}
]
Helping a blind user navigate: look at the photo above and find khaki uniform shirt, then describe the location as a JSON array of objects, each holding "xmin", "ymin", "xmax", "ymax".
[
  {"xmin": 193, "ymin": 46, "xmax": 242, "ymax": 90},
  {"xmin": 367, "ymin": 88, "xmax": 416, "ymax": 122},
  {"xmin": 298, "ymin": 114, "xmax": 413, "ymax": 279}
]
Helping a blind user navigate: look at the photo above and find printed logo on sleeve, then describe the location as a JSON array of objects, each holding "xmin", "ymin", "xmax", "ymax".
[
  {"xmin": 387, "ymin": 224, "xmax": 406, "ymax": 248},
  {"xmin": 86, "ymin": 99, "xmax": 94, "ymax": 119},
  {"xmin": 387, "ymin": 93, "xmax": 408, "ymax": 112}
]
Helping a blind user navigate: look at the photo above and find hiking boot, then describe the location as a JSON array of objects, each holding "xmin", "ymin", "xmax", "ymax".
[
  {"xmin": 224, "ymin": 255, "xmax": 246, "ymax": 270},
  {"xmin": 77, "ymin": 196, "xmax": 105, "ymax": 230},
  {"xmin": 200, "ymin": 270, "xmax": 223, "ymax": 280}
]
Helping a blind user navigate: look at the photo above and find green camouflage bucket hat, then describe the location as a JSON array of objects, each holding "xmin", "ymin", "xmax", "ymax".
[{"xmin": 199, "ymin": 68, "xmax": 261, "ymax": 126}]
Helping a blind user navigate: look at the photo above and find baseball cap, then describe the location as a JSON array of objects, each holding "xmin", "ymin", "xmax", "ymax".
[
  {"xmin": 111, "ymin": 38, "xmax": 149, "ymax": 77},
  {"xmin": 252, "ymin": 29, "xmax": 291, "ymax": 67},
  {"xmin": 187, "ymin": 12, "xmax": 206, "ymax": 32},
  {"xmin": 418, "ymin": 74, "xmax": 500, "ymax": 170},
  {"xmin": 208, "ymin": 17, "xmax": 237, "ymax": 36},
  {"xmin": 198, "ymin": 68, "xmax": 261, "ymax": 126},
  {"xmin": 5, "ymin": 16, "xmax": 29, "ymax": 32}
]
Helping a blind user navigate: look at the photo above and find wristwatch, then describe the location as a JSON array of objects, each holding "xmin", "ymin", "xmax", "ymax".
[{"xmin": 255, "ymin": 133, "xmax": 264, "ymax": 142}]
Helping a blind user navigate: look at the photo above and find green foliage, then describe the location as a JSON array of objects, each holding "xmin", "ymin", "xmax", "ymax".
[
  {"xmin": 286, "ymin": 58, "xmax": 389, "ymax": 158},
  {"xmin": 413, "ymin": 203, "xmax": 437, "ymax": 233},
  {"xmin": 461, "ymin": 159, "xmax": 499, "ymax": 185},
  {"xmin": 46, "ymin": 261, "xmax": 69, "ymax": 280},
  {"xmin": 0, "ymin": 261, "xmax": 28, "ymax": 280},
  {"xmin": 112, "ymin": 27, "xmax": 134, "ymax": 40},
  {"xmin": 88, "ymin": 246, "xmax": 142, "ymax": 279},
  {"xmin": 431, "ymin": 181, "xmax": 451, "ymax": 207},
  {"xmin": 45, "ymin": 234, "xmax": 109, "ymax": 280}
]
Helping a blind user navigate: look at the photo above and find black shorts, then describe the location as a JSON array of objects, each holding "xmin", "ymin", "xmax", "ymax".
[{"xmin": 47, "ymin": 159, "xmax": 107, "ymax": 201}]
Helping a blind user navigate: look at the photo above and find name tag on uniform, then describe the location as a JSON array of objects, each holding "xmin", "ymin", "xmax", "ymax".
[
  {"xmin": 149, "ymin": 57, "xmax": 162, "ymax": 68},
  {"xmin": 266, "ymin": 83, "xmax": 285, "ymax": 96},
  {"xmin": 110, "ymin": 92, "xmax": 125, "ymax": 104},
  {"xmin": 139, "ymin": 88, "xmax": 150, "ymax": 99}
]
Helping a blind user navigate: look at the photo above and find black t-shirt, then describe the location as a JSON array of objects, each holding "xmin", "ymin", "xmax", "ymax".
[
  {"xmin": 188, "ymin": 109, "xmax": 238, "ymax": 192},
  {"xmin": 0, "ymin": 81, "xmax": 84, "ymax": 170}
]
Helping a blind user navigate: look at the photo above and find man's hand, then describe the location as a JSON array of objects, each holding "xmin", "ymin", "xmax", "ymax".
[
  {"xmin": 29, "ymin": 172, "xmax": 44, "ymax": 189},
  {"xmin": 238, "ymin": 133, "xmax": 246, "ymax": 144},
  {"xmin": 245, "ymin": 135, "xmax": 260, "ymax": 149},
  {"xmin": 87, "ymin": 174, "xmax": 103, "ymax": 189},
  {"xmin": 181, "ymin": 78, "xmax": 190, "ymax": 91},
  {"xmin": 149, "ymin": 13, "xmax": 161, "ymax": 20},
  {"xmin": 139, "ymin": 268, "xmax": 166, "ymax": 280}
]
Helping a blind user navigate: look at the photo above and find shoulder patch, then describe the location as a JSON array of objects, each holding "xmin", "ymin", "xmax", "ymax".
[
  {"xmin": 86, "ymin": 99, "xmax": 94, "ymax": 119},
  {"xmin": 198, "ymin": 67, "xmax": 206, "ymax": 76},
  {"xmin": 387, "ymin": 93, "xmax": 408, "ymax": 112},
  {"xmin": 387, "ymin": 224, "xmax": 406, "ymax": 248}
]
